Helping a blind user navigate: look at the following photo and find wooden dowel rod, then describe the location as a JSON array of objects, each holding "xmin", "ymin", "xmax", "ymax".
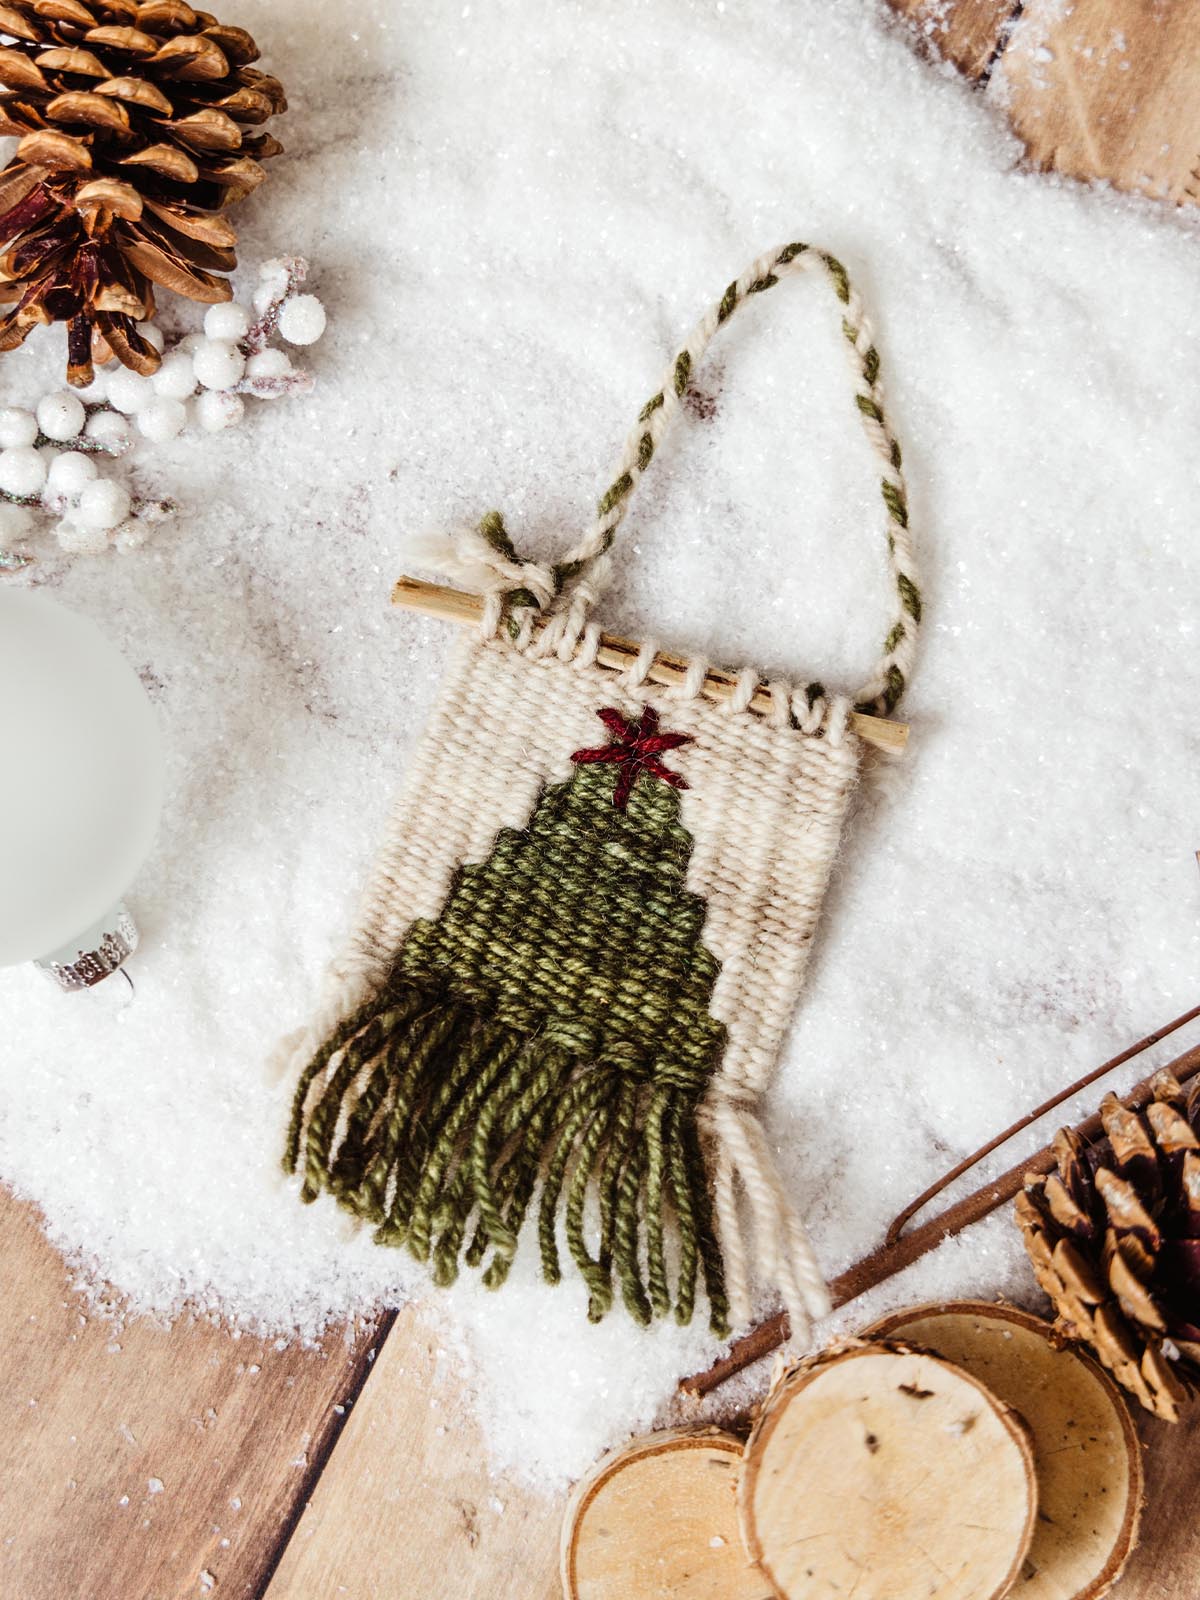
[
  {"xmin": 391, "ymin": 575, "xmax": 909, "ymax": 755},
  {"xmin": 680, "ymin": 1034, "xmax": 1200, "ymax": 1399}
]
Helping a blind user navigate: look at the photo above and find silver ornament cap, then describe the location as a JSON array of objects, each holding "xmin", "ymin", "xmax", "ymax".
[{"xmin": 34, "ymin": 903, "xmax": 139, "ymax": 992}]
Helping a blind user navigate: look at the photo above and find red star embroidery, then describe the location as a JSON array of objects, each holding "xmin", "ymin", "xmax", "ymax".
[{"xmin": 570, "ymin": 705, "xmax": 693, "ymax": 811}]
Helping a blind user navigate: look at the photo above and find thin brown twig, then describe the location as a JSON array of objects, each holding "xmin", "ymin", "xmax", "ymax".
[
  {"xmin": 884, "ymin": 1001, "xmax": 1200, "ymax": 1247},
  {"xmin": 680, "ymin": 1027, "xmax": 1200, "ymax": 1399}
]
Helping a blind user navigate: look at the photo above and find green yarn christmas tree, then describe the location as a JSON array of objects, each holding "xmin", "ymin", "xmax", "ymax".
[{"xmin": 284, "ymin": 705, "xmax": 731, "ymax": 1332}]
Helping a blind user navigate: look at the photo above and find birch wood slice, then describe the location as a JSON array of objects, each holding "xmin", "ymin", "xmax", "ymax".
[
  {"xmin": 739, "ymin": 1343, "xmax": 1037, "ymax": 1600},
  {"xmin": 562, "ymin": 1427, "xmax": 767, "ymax": 1600},
  {"xmin": 866, "ymin": 1302, "xmax": 1143, "ymax": 1600}
]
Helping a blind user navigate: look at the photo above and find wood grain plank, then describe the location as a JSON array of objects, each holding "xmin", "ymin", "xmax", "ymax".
[
  {"xmin": 1119, "ymin": 1413, "xmax": 1200, "ymax": 1596},
  {"xmin": 0, "ymin": 1186, "xmax": 380, "ymax": 1600},
  {"xmin": 263, "ymin": 1304, "xmax": 560, "ymax": 1600},
  {"xmin": 887, "ymin": 0, "xmax": 1017, "ymax": 81},
  {"xmin": 1001, "ymin": 0, "xmax": 1200, "ymax": 205}
]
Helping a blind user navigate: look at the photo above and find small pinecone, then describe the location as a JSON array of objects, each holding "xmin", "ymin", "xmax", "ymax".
[
  {"xmin": 1016, "ymin": 1068, "xmax": 1200, "ymax": 1422},
  {"xmin": 0, "ymin": 0, "xmax": 285, "ymax": 385}
]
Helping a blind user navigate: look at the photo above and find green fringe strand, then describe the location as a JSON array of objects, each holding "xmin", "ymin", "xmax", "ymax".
[{"xmin": 283, "ymin": 975, "xmax": 730, "ymax": 1335}]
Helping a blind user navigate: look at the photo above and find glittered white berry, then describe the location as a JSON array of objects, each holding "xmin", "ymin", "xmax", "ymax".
[
  {"xmin": 192, "ymin": 338, "xmax": 246, "ymax": 391},
  {"xmin": 45, "ymin": 450, "xmax": 98, "ymax": 498},
  {"xmin": 276, "ymin": 294, "xmax": 326, "ymax": 346},
  {"xmin": 152, "ymin": 350, "xmax": 197, "ymax": 401},
  {"xmin": 106, "ymin": 368, "xmax": 155, "ymax": 415},
  {"xmin": 139, "ymin": 323, "xmax": 165, "ymax": 353},
  {"xmin": 245, "ymin": 348, "xmax": 291, "ymax": 380},
  {"xmin": 84, "ymin": 410, "xmax": 134, "ymax": 455},
  {"xmin": 0, "ymin": 501, "xmax": 34, "ymax": 540},
  {"xmin": 36, "ymin": 390, "xmax": 87, "ymax": 443},
  {"xmin": 55, "ymin": 517, "xmax": 112, "ymax": 556},
  {"xmin": 252, "ymin": 261, "xmax": 291, "ymax": 315},
  {"xmin": 194, "ymin": 388, "xmax": 245, "ymax": 432},
  {"xmin": 204, "ymin": 302, "xmax": 251, "ymax": 342},
  {"xmin": 76, "ymin": 477, "xmax": 132, "ymax": 531},
  {"xmin": 0, "ymin": 406, "xmax": 38, "ymax": 449},
  {"xmin": 177, "ymin": 332, "xmax": 208, "ymax": 355},
  {"xmin": 72, "ymin": 372, "xmax": 110, "ymax": 405},
  {"xmin": 113, "ymin": 519, "xmax": 151, "ymax": 553},
  {"xmin": 137, "ymin": 397, "xmax": 187, "ymax": 442},
  {"xmin": 0, "ymin": 446, "xmax": 47, "ymax": 497}
]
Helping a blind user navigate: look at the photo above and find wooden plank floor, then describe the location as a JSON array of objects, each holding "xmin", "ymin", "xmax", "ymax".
[
  {"xmin": 4, "ymin": 5, "xmax": 1199, "ymax": 1597},
  {"xmin": 262, "ymin": 1309, "xmax": 561, "ymax": 1600},
  {"xmin": 0, "ymin": 1191, "xmax": 383, "ymax": 1600}
]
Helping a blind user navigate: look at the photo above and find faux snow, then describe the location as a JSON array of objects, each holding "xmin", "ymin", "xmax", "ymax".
[{"xmin": 2, "ymin": 0, "xmax": 1198, "ymax": 1494}]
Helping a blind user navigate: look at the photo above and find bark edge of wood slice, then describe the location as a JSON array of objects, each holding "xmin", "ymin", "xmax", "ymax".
[
  {"xmin": 865, "ymin": 1300, "xmax": 1143, "ymax": 1600},
  {"xmin": 561, "ymin": 1426, "xmax": 766, "ymax": 1600},
  {"xmin": 738, "ymin": 1340, "xmax": 1038, "ymax": 1600}
]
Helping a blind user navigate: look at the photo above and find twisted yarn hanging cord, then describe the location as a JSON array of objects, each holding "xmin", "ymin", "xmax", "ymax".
[
  {"xmin": 276, "ymin": 242, "xmax": 920, "ymax": 1345},
  {"xmin": 422, "ymin": 242, "xmax": 919, "ymax": 719}
]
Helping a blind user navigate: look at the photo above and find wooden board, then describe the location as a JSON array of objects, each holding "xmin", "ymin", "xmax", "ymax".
[
  {"xmin": 0, "ymin": 1185, "xmax": 381, "ymax": 1600},
  {"xmin": 1002, "ymin": 0, "xmax": 1200, "ymax": 206},
  {"xmin": 890, "ymin": 0, "xmax": 1016, "ymax": 80},
  {"xmin": 1120, "ymin": 1411, "xmax": 1200, "ymax": 1597},
  {"xmin": 262, "ymin": 1303, "xmax": 561, "ymax": 1600}
]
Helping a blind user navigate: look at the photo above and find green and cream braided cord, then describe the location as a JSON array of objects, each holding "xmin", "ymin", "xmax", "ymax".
[{"xmin": 422, "ymin": 241, "xmax": 921, "ymax": 719}]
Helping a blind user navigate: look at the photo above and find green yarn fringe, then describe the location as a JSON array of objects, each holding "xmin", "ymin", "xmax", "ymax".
[{"xmin": 282, "ymin": 976, "xmax": 730, "ymax": 1335}]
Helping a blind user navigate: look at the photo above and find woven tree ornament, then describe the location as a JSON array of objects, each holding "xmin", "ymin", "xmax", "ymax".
[
  {"xmin": 0, "ymin": 0, "xmax": 285, "ymax": 385},
  {"xmin": 1017, "ymin": 1067, "xmax": 1200, "ymax": 1422},
  {"xmin": 278, "ymin": 242, "xmax": 921, "ymax": 1339}
]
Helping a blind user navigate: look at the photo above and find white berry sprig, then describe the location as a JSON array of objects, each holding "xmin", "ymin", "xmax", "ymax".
[{"xmin": 0, "ymin": 256, "xmax": 327, "ymax": 569}]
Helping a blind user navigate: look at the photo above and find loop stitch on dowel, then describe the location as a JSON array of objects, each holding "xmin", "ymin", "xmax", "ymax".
[
  {"xmin": 677, "ymin": 657, "xmax": 709, "ymax": 702},
  {"xmin": 726, "ymin": 668, "xmax": 759, "ymax": 717},
  {"xmin": 623, "ymin": 638, "xmax": 658, "ymax": 689}
]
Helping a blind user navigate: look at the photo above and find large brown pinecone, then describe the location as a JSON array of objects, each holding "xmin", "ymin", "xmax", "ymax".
[
  {"xmin": 1016, "ymin": 1067, "xmax": 1200, "ymax": 1421},
  {"xmin": 0, "ymin": 0, "xmax": 285, "ymax": 384}
]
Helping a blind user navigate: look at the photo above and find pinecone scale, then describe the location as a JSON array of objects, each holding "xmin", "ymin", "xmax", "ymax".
[
  {"xmin": 1016, "ymin": 1067, "xmax": 1200, "ymax": 1421},
  {"xmin": 0, "ymin": 0, "xmax": 285, "ymax": 383}
]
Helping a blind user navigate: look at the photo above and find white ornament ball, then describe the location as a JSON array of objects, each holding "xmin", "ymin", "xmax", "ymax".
[
  {"xmin": 204, "ymin": 302, "xmax": 251, "ymax": 342},
  {"xmin": 192, "ymin": 338, "xmax": 246, "ymax": 391},
  {"xmin": 139, "ymin": 323, "xmax": 165, "ymax": 353},
  {"xmin": 106, "ymin": 368, "xmax": 155, "ymax": 415},
  {"xmin": 277, "ymin": 294, "xmax": 326, "ymax": 346},
  {"xmin": 178, "ymin": 332, "xmax": 207, "ymax": 355},
  {"xmin": 0, "ymin": 446, "xmax": 47, "ymax": 497},
  {"xmin": 194, "ymin": 388, "xmax": 245, "ymax": 432},
  {"xmin": 0, "ymin": 406, "xmax": 38, "ymax": 449},
  {"xmin": 0, "ymin": 501, "xmax": 34, "ymax": 540},
  {"xmin": 137, "ymin": 397, "xmax": 187, "ymax": 442},
  {"xmin": 45, "ymin": 450, "xmax": 98, "ymax": 498},
  {"xmin": 55, "ymin": 517, "xmax": 111, "ymax": 556},
  {"xmin": 152, "ymin": 350, "xmax": 197, "ymax": 400},
  {"xmin": 76, "ymin": 478, "xmax": 132, "ymax": 531},
  {"xmin": 84, "ymin": 410, "xmax": 134, "ymax": 455},
  {"xmin": 36, "ymin": 389, "xmax": 87, "ymax": 443}
]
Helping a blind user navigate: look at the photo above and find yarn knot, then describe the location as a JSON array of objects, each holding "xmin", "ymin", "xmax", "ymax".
[{"xmin": 406, "ymin": 510, "xmax": 556, "ymax": 617}]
